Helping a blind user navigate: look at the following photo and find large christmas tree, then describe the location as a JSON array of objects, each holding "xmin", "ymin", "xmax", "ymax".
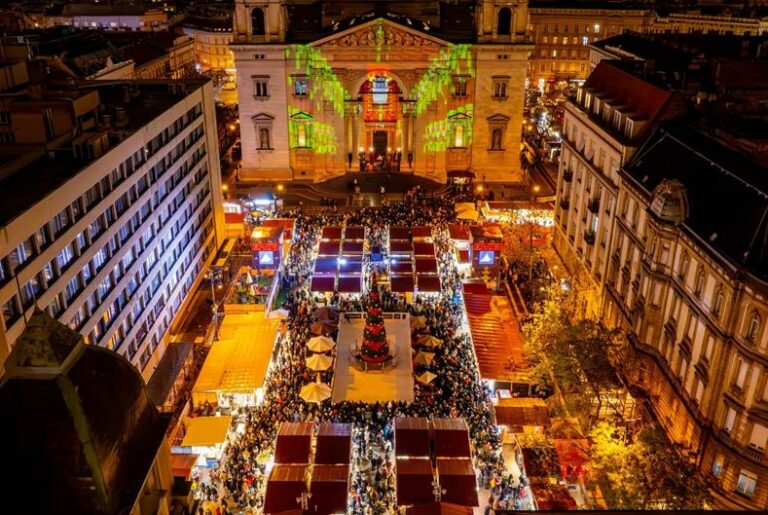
[{"xmin": 360, "ymin": 290, "xmax": 391, "ymax": 364}]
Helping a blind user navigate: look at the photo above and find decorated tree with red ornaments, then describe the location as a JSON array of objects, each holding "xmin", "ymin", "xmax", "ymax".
[{"xmin": 360, "ymin": 290, "xmax": 391, "ymax": 363}]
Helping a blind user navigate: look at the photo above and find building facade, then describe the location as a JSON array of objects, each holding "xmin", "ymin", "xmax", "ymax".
[
  {"xmin": 651, "ymin": 12, "xmax": 768, "ymax": 36},
  {"xmin": 528, "ymin": 1, "xmax": 652, "ymax": 90},
  {"xmin": 553, "ymin": 61, "xmax": 676, "ymax": 319},
  {"xmin": 605, "ymin": 127, "xmax": 768, "ymax": 510},
  {"xmin": 0, "ymin": 74, "xmax": 225, "ymax": 380},
  {"xmin": 44, "ymin": 4, "xmax": 168, "ymax": 32},
  {"xmin": 231, "ymin": 0, "xmax": 532, "ymax": 183}
]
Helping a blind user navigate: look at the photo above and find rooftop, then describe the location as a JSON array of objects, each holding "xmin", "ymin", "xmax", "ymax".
[
  {"xmin": 179, "ymin": 15, "xmax": 233, "ymax": 33},
  {"xmin": 624, "ymin": 124, "xmax": 768, "ymax": 281},
  {"xmin": 0, "ymin": 79, "xmax": 207, "ymax": 227},
  {"xmin": 529, "ymin": 0, "xmax": 650, "ymax": 10}
]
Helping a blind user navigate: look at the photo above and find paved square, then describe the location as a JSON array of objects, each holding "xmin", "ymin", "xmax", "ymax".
[{"xmin": 331, "ymin": 314, "xmax": 414, "ymax": 403}]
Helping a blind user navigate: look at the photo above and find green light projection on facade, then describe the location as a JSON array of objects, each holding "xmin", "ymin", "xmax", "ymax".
[
  {"xmin": 413, "ymin": 44, "xmax": 474, "ymax": 115},
  {"xmin": 423, "ymin": 104, "xmax": 474, "ymax": 152},
  {"xmin": 286, "ymin": 45, "xmax": 350, "ymax": 116},
  {"xmin": 287, "ymin": 108, "xmax": 337, "ymax": 154}
]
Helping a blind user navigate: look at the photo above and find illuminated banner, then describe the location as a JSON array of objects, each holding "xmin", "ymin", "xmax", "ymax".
[
  {"xmin": 473, "ymin": 242, "xmax": 503, "ymax": 251},
  {"xmin": 252, "ymin": 243, "xmax": 280, "ymax": 252}
]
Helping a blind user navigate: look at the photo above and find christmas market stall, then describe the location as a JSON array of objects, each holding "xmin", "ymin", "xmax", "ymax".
[
  {"xmin": 396, "ymin": 458, "xmax": 435, "ymax": 506},
  {"xmin": 309, "ymin": 464, "xmax": 349, "ymax": 514},
  {"xmin": 315, "ymin": 422, "xmax": 352, "ymax": 465},
  {"xmin": 177, "ymin": 415, "xmax": 232, "ymax": 467},
  {"xmin": 435, "ymin": 458, "xmax": 479, "ymax": 507},
  {"xmin": 274, "ymin": 422, "xmax": 313, "ymax": 464},
  {"xmin": 250, "ymin": 226, "xmax": 284, "ymax": 269},
  {"xmin": 263, "ymin": 464, "xmax": 309, "ymax": 514},
  {"xmin": 469, "ymin": 224, "xmax": 504, "ymax": 289},
  {"xmin": 395, "ymin": 417, "xmax": 431, "ymax": 457},
  {"xmin": 432, "ymin": 418, "xmax": 472, "ymax": 458}
]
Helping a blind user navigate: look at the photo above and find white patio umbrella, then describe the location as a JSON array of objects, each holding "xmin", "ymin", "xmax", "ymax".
[
  {"xmin": 417, "ymin": 335, "xmax": 443, "ymax": 348},
  {"xmin": 414, "ymin": 351, "xmax": 436, "ymax": 366},
  {"xmin": 299, "ymin": 380, "xmax": 332, "ymax": 403},
  {"xmin": 307, "ymin": 335, "xmax": 336, "ymax": 353},
  {"xmin": 306, "ymin": 353, "xmax": 333, "ymax": 371},
  {"xmin": 416, "ymin": 371, "xmax": 438, "ymax": 385},
  {"xmin": 410, "ymin": 316, "xmax": 427, "ymax": 330}
]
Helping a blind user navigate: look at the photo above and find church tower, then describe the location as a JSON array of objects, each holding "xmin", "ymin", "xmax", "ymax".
[{"xmin": 234, "ymin": 0, "xmax": 287, "ymax": 42}]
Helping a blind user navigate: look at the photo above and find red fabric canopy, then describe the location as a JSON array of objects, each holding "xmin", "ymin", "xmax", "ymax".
[
  {"xmin": 448, "ymin": 224, "xmax": 470, "ymax": 241},
  {"xmin": 321, "ymin": 226, "xmax": 342, "ymax": 239},
  {"xmin": 415, "ymin": 258, "xmax": 438, "ymax": 274},
  {"xmin": 390, "ymin": 260, "xmax": 414, "ymax": 274},
  {"xmin": 390, "ymin": 226, "xmax": 410, "ymax": 240},
  {"xmin": 413, "ymin": 242, "xmax": 435, "ymax": 256},
  {"xmin": 410, "ymin": 226, "xmax": 432, "ymax": 240},
  {"xmin": 310, "ymin": 276, "xmax": 335, "ymax": 292},
  {"xmin": 390, "ymin": 240, "xmax": 413, "ymax": 253},
  {"xmin": 391, "ymin": 275, "xmax": 415, "ymax": 293}
]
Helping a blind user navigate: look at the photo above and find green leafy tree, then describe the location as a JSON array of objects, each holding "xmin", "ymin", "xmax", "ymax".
[{"xmin": 589, "ymin": 422, "xmax": 712, "ymax": 510}]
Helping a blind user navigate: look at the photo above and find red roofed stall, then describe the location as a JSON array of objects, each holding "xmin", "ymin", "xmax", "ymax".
[
  {"xmin": 436, "ymin": 458, "xmax": 479, "ymax": 507},
  {"xmin": 395, "ymin": 417, "xmax": 431, "ymax": 457},
  {"xmin": 264, "ymin": 464, "xmax": 309, "ymax": 514},
  {"xmin": 274, "ymin": 422, "xmax": 312, "ymax": 464},
  {"xmin": 315, "ymin": 423, "xmax": 352, "ymax": 465},
  {"xmin": 396, "ymin": 458, "xmax": 435, "ymax": 506},
  {"xmin": 309, "ymin": 464, "xmax": 349, "ymax": 514},
  {"xmin": 432, "ymin": 418, "xmax": 471, "ymax": 458}
]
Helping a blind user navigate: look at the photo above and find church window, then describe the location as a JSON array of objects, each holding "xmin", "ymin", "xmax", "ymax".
[
  {"xmin": 492, "ymin": 77, "xmax": 509, "ymax": 99},
  {"xmin": 372, "ymin": 77, "xmax": 389, "ymax": 105},
  {"xmin": 497, "ymin": 7, "xmax": 512, "ymax": 36},
  {"xmin": 259, "ymin": 128, "xmax": 271, "ymax": 150},
  {"xmin": 251, "ymin": 8, "xmax": 265, "ymax": 36},
  {"xmin": 293, "ymin": 78, "xmax": 308, "ymax": 96},
  {"xmin": 252, "ymin": 76, "xmax": 269, "ymax": 98}
]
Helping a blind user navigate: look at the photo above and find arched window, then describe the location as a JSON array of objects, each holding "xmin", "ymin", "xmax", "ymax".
[
  {"xmin": 679, "ymin": 252, "xmax": 689, "ymax": 279},
  {"xmin": 746, "ymin": 312, "xmax": 761, "ymax": 342},
  {"xmin": 454, "ymin": 124, "xmax": 464, "ymax": 147},
  {"xmin": 497, "ymin": 7, "xmax": 512, "ymax": 36},
  {"xmin": 712, "ymin": 287, "xmax": 724, "ymax": 316},
  {"xmin": 694, "ymin": 269, "xmax": 705, "ymax": 298},
  {"xmin": 251, "ymin": 8, "xmax": 265, "ymax": 36},
  {"xmin": 491, "ymin": 128, "xmax": 503, "ymax": 150}
]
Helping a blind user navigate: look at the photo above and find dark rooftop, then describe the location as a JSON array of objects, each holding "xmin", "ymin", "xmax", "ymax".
[
  {"xmin": 0, "ymin": 79, "xmax": 207, "ymax": 227},
  {"xmin": 529, "ymin": 0, "xmax": 650, "ymax": 10},
  {"xmin": 624, "ymin": 124, "xmax": 768, "ymax": 281},
  {"xmin": 179, "ymin": 15, "xmax": 233, "ymax": 32}
]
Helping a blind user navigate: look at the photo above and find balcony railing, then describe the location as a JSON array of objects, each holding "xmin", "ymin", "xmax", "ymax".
[{"xmin": 584, "ymin": 230, "xmax": 596, "ymax": 245}]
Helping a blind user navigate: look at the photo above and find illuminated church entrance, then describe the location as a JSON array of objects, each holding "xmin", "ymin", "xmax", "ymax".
[{"xmin": 358, "ymin": 75, "xmax": 404, "ymax": 172}]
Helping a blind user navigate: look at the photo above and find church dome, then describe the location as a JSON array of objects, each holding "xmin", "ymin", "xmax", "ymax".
[
  {"xmin": 649, "ymin": 179, "xmax": 689, "ymax": 225},
  {"xmin": 0, "ymin": 310, "xmax": 168, "ymax": 515}
]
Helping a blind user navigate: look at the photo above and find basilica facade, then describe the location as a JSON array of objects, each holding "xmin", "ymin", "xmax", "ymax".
[{"xmin": 232, "ymin": 1, "xmax": 531, "ymax": 183}]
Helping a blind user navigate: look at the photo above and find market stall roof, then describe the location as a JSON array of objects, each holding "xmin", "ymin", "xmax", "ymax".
[
  {"xmin": 192, "ymin": 314, "xmax": 280, "ymax": 405},
  {"xmin": 417, "ymin": 275, "xmax": 441, "ymax": 292},
  {"xmin": 413, "ymin": 242, "xmax": 436, "ymax": 256},
  {"xmin": 337, "ymin": 275, "xmax": 361, "ymax": 293},
  {"xmin": 390, "ymin": 240, "xmax": 413, "ymax": 253},
  {"xmin": 391, "ymin": 275, "xmax": 415, "ymax": 293},
  {"xmin": 395, "ymin": 417, "xmax": 431, "ymax": 457},
  {"xmin": 342, "ymin": 241, "xmax": 364, "ymax": 254},
  {"xmin": 457, "ymin": 249, "xmax": 470, "ymax": 264},
  {"xmin": 396, "ymin": 458, "xmax": 435, "ymax": 506},
  {"xmin": 462, "ymin": 281, "xmax": 488, "ymax": 295},
  {"xmin": 530, "ymin": 482, "xmax": 578, "ymax": 510},
  {"xmin": 415, "ymin": 258, "xmax": 438, "ymax": 274},
  {"xmin": 406, "ymin": 502, "xmax": 474, "ymax": 515},
  {"xmin": 470, "ymin": 224, "xmax": 503, "ymax": 242},
  {"xmin": 390, "ymin": 260, "xmax": 414, "ymax": 274},
  {"xmin": 181, "ymin": 415, "xmax": 232, "ymax": 447},
  {"xmin": 275, "ymin": 422, "xmax": 313, "ymax": 464},
  {"xmin": 171, "ymin": 453, "xmax": 199, "ymax": 479},
  {"xmin": 309, "ymin": 465, "xmax": 349, "ymax": 514},
  {"xmin": 436, "ymin": 458, "xmax": 479, "ymax": 507},
  {"xmin": 455, "ymin": 202, "xmax": 479, "ymax": 222},
  {"xmin": 250, "ymin": 226, "xmax": 284, "ymax": 242},
  {"xmin": 147, "ymin": 341, "xmax": 192, "ymax": 409},
  {"xmin": 464, "ymin": 292, "xmax": 524, "ymax": 381},
  {"xmin": 338, "ymin": 259, "xmax": 363, "ymax": 275},
  {"xmin": 310, "ymin": 276, "xmax": 335, "ymax": 292},
  {"xmin": 432, "ymin": 418, "xmax": 471, "ymax": 458},
  {"xmin": 318, "ymin": 240, "xmax": 341, "ymax": 256},
  {"xmin": 448, "ymin": 224, "xmax": 471, "ymax": 241},
  {"xmin": 390, "ymin": 226, "xmax": 411, "ymax": 240},
  {"xmin": 262, "ymin": 218, "xmax": 295, "ymax": 240},
  {"xmin": 521, "ymin": 444, "xmax": 561, "ymax": 479},
  {"xmin": 313, "ymin": 258, "xmax": 338, "ymax": 275},
  {"xmin": 410, "ymin": 226, "xmax": 432, "ymax": 240},
  {"xmin": 344, "ymin": 226, "xmax": 365, "ymax": 240},
  {"xmin": 321, "ymin": 226, "xmax": 342, "ymax": 240},
  {"xmin": 264, "ymin": 464, "xmax": 309, "ymax": 514},
  {"xmin": 494, "ymin": 398, "xmax": 549, "ymax": 427},
  {"xmin": 315, "ymin": 423, "xmax": 352, "ymax": 465}
]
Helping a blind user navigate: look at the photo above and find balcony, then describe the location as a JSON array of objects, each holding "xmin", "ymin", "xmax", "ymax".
[
  {"xmin": 584, "ymin": 230, "xmax": 596, "ymax": 245},
  {"xmin": 559, "ymin": 199, "xmax": 570, "ymax": 210},
  {"xmin": 563, "ymin": 169, "xmax": 573, "ymax": 182},
  {"xmin": 588, "ymin": 198, "xmax": 600, "ymax": 213}
]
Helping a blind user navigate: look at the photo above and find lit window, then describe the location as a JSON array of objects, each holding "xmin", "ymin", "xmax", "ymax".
[
  {"xmin": 293, "ymin": 79, "xmax": 308, "ymax": 96},
  {"xmin": 582, "ymin": 36, "xmax": 589, "ymax": 45},
  {"xmin": 454, "ymin": 124, "xmax": 464, "ymax": 147},
  {"xmin": 372, "ymin": 77, "xmax": 389, "ymax": 105},
  {"xmin": 736, "ymin": 470, "xmax": 757, "ymax": 497},
  {"xmin": 749, "ymin": 423, "xmax": 768, "ymax": 452},
  {"xmin": 711, "ymin": 454, "xmax": 724, "ymax": 477},
  {"xmin": 594, "ymin": 23, "xmax": 601, "ymax": 33},
  {"xmin": 297, "ymin": 124, "xmax": 307, "ymax": 147}
]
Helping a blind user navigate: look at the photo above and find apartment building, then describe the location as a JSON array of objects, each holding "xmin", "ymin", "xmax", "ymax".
[
  {"xmin": 651, "ymin": 12, "xmax": 768, "ymax": 36},
  {"xmin": 553, "ymin": 61, "xmax": 678, "ymax": 319},
  {"xmin": 527, "ymin": 0, "xmax": 652, "ymax": 90},
  {"xmin": 43, "ymin": 3, "xmax": 168, "ymax": 32},
  {"xmin": 179, "ymin": 16, "xmax": 235, "ymax": 75},
  {"xmin": 0, "ymin": 69, "xmax": 225, "ymax": 380},
  {"xmin": 609, "ymin": 125, "xmax": 768, "ymax": 509}
]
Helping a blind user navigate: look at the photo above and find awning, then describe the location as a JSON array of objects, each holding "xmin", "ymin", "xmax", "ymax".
[
  {"xmin": 457, "ymin": 249, "xmax": 470, "ymax": 264},
  {"xmin": 390, "ymin": 240, "xmax": 413, "ymax": 253},
  {"xmin": 396, "ymin": 458, "xmax": 435, "ymax": 506},
  {"xmin": 313, "ymin": 258, "xmax": 338, "ymax": 275},
  {"xmin": 455, "ymin": 202, "xmax": 479, "ymax": 222},
  {"xmin": 321, "ymin": 226, "xmax": 342, "ymax": 239},
  {"xmin": 390, "ymin": 260, "xmax": 414, "ymax": 274},
  {"xmin": 414, "ymin": 258, "xmax": 438, "ymax": 274},
  {"xmin": 413, "ymin": 242, "xmax": 435, "ymax": 256},
  {"xmin": 391, "ymin": 275, "xmax": 415, "ymax": 293},
  {"xmin": 310, "ymin": 276, "xmax": 335, "ymax": 292},
  {"xmin": 417, "ymin": 275, "xmax": 441, "ymax": 293},
  {"xmin": 337, "ymin": 275, "xmax": 361, "ymax": 293},
  {"xmin": 342, "ymin": 241, "xmax": 363, "ymax": 254},
  {"xmin": 448, "ymin": 224, "xmax": 470, "ymax": 241},
  {"xmin": 181, "ymin": 416, "xmax": 232, "ymax": 447},
  {"xmin": 344, "ymin": 226, "xmax": 365, "ymax": 239},
  {"xmin": 410, "ymin": 226, "xmax": 432, "ymax": 240},
  {"xmin": 338, "ymin": 259, "xmax": 362, "ymax": 275},
  {"xmin": 494, "ymin": 397, "xmax": 549, "ymax": 427},
  {"xmin": 171, "ymin": 453, "xmax": 199, "ymax": 478},
  {"xmin": 436, "ymin": 458, "xmax": 479, "ymax": 507},
  {"xmin": 390, "ymin": 226, "xmax": 410, "ymax": 240},
  {"xmin": 318, "ymin": 240, "xmax": 341, "ymax": 256}
]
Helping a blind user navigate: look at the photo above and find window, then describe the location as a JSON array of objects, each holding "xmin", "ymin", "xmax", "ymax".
[
  {"xmin": 252, "ymin": 77, "xmax": 269, "ymax": 98},
  {"xmin": 491, "ymin": 128, "xmax": 503, "ymax": 150},
  {"xmin": 56, "ymin": 244, "xmax": 75, "ymax": 271},
  {"xmin": 711, "ymin": 454, "xmax": 724, "ymax": 477},
  {"xmin": 712, "ymin": 287, "xmax": 724, "ymax": 316},
  {"xmin": 749, "ymin": 423, "xmax": 768, "ymax": 451},
  {"xmin": 454, "ymin": 80, "xmax": 468, "ymax": 97},
  {"xmin": 734, "ymin": 358, "xmax": 748, "ymax": 389},
  {"xmin": 492, "ymin": 78, "xmax": 509, "ymax": 98},
  {"xmin": 746, "ymin": 312, "xmax": 761, "ymax": 342},
  {"xmin": 259, "ymin": 128, "xmax": 271, "ymax": 150},
  {"xmin": 251, "ymin": 7, "xmax": 265, "ymax": 36},
  {"xmin": 679, "ymin": 252, "xmax": 689, "ymax": 280},
  {"xmin": 724, "ymin": 407, "xmax": 737, "ymax": 434},
  {"xmin": 694, "ymin": 269, "xmax": 705, "ymax": 297},
  {"xmin": 293, "ymin": 79, "xmax": 308, "ymax": 96},
  {"xmin": 296, "ymin": 124, "xmax": 308, "ymax": 147},
  {"xmin": 497, "ymin": 7, "xmax": 512, "ymax": 36},
  {"xmin": 736, "ymin": 470, "xmax": 757, "ymax": 497},
  {"xmin": 582, "ymin": 36, "xmax": 589, "ymax": 45},
  {"xmin": 34, "ymin": 226, "xmax": 50, "ymax": 251},
  {"xmin": 2, "ymin": 296, "xmax": 20, "ymax": 326},
  {"xmin": 454, "ymin": 124, "xmax": 465, "ymax": 148},
  {"xmin": 20, "ymin": 276, "xmax": 41, "ymax": 306}
]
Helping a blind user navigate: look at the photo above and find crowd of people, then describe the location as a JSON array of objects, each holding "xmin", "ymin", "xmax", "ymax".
[{"xmin": 192, "ymin": 200, "xmax": 531, "ymax": 514}]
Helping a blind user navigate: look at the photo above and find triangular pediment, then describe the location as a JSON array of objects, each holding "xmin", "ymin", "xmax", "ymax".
[
  {"xmin": 487, "ymin": 114, "xmax": 511, "ymax": 122},
  {"xmin": 289, "ymin": 111, "xmax": 313, "ymax": 121},
  {"xmin": 252, "ymin": 113, "xmax": 275, "ymax": 121},
  {"xmin": 313, "ymin": 18, "xmax": 447, "ymax": 49}
]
